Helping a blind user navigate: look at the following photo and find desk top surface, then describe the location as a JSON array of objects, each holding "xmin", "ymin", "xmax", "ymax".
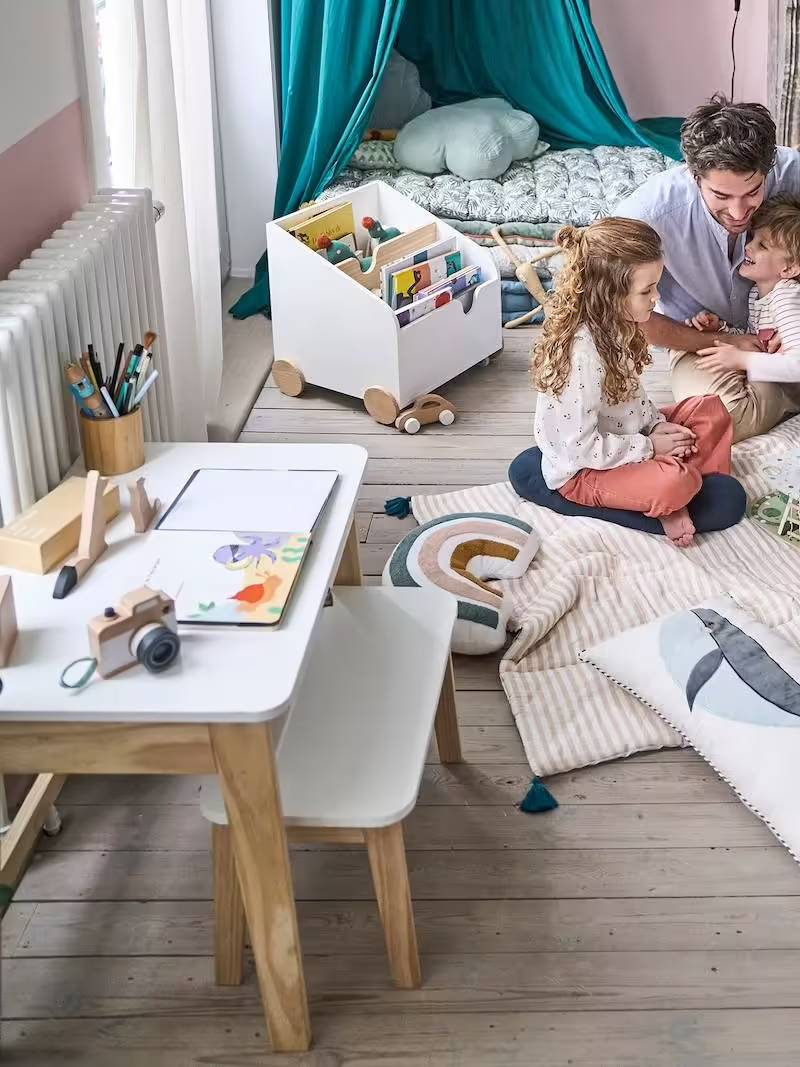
[{"xmin": 0, "ymin": 442, "xmax": 367, "ymax": 724}]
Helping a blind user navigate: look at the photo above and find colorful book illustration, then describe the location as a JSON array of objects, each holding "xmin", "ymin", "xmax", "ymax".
[
  {"xmin": 414, "ymin": 264, "xmax": 482, "ymax": 303},
  {"xmin": 389, "ymin": 251, "xmax": 463, "ymax": 310},
  {"xmin": 395, "ymin": 289, "xmax": 452, "ymax": 328},
  {"xmin": 381, "ymin": 236, "xmax": 458, "ymax": 306},
  {"xmin": 152, "ymin": 468, "xmax": 338, "ymax": 627},
  {"xmin": 289, "ymin": 202, "xmax": 356, "ymax": 250},
  {"xmin": 179, "ymin": 531, "xmax": 312, "ymax": 625}
]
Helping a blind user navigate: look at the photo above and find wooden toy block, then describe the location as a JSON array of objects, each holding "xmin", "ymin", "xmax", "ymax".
[
  {"xmin": 0, "ymin": 477, "xmax": 120, "ymax": 574},
  {"xmin": 0, "ymin": 576, "xmax": 18, "ymax": 667}
]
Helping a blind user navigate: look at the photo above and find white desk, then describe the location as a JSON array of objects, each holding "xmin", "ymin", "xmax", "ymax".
[{"xmin": 0, "ymin": 441, "xmax": 368, "ymax": 1052}]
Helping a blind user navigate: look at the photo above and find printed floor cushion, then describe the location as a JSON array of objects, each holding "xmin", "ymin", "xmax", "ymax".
[
  {"xmin": 581, "ymin": 595, "xmax": 800, "ymax": 862},
  {"xmin": 509, "ymin": 447, "xmax": 747, "ymax": 535},
  {"xmin": 382, "ymin": 512, "xmax": 540, "ymax": 654},
  {"xmin": 395, "ymin": 98, "xmax": 540, "ymax": 181},
  {"xmin": 325, "ymin": 145, "xmax": 677, "ymax": 226}
]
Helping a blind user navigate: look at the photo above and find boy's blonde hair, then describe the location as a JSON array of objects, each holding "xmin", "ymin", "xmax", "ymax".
[
  {"xmin": 751, "ymin": 195, "xmax": 800, "ymax": 266},
  {"xmin": 532, "ymin": 217, "xmax": 662, "ymax": 404}
]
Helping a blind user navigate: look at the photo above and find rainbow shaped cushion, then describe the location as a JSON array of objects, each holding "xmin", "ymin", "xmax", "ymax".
[{"xmin": 382, "ymin": 513, "xmax": 540, "ymax": 655}]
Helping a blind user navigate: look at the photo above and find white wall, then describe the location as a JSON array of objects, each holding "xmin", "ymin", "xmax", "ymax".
[
  {"xmin": 209, "ymin": 0, "xmax": 280, "ymax": 277},
  {"xmin": 591, "ymin": 0, "xmax": 769, "ymax": 120},
  {"xmin": 0, "ymin": 0, "xmax": 82, "ymax": 153}
]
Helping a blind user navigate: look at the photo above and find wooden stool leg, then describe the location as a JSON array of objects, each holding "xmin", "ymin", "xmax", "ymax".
[
  {"xmin": 334, "ymin": 517, "xmax": 363, "ymax": 586},
  {"xmin": 212, "ymin": 822, "xmax": 246, "ymax": 986},
  {"xmin": 365, "ymin": 822, "xmax": 421, "ymax": 990},
  {"xmin": 210, "ymin": 722, "xmax": 311, "ymax": 1053},
  {"xmin": 434, "ymin": 654, "xmax": 463, "ymax": 763}
]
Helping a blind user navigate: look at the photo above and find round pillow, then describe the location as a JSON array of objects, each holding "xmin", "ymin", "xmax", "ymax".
[
  {"xmin": 394, "ymin": 98, "xmax": 540, "ymax": 180},
  {"xmin": 382, "ymin": 512, "xmax": 540, "ymax": 655}
]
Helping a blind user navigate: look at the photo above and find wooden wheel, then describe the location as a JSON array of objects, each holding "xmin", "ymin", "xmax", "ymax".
[
  {"xmin": 272, "ymin": 360, "xmax": 305, "ymax": 397},
  {"xmin": 363, "ymin": 387, "xmax": 400, "ymax": 425}
]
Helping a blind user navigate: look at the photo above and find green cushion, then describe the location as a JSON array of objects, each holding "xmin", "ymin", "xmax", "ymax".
[{"xmin": 395, "ymin": 98, "xmax": 540, "ymax": 180}]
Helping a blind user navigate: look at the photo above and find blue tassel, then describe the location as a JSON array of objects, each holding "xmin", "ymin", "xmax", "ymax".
[
  {"xmin": 520, "ymin": 777, "xmax": 558, "ymax": 813},
  {"xmin": 384, "ymin": 496, "xmax": 412, "ymax": 518}
]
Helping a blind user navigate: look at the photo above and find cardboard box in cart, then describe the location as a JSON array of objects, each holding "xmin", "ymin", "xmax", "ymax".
[{"xmin": 267, "ymin": 180, "xmax": 502, "ymax": 423}]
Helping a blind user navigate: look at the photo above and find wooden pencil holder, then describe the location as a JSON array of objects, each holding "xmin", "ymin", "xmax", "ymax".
[{"xmin": 79, "ymin": 408, "xmax": 145, "ymax": 476}]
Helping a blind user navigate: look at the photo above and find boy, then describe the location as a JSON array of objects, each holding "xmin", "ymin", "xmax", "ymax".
[{"xmin": 695, "ymin": 196, "xmax": 800, "ymax": 388}]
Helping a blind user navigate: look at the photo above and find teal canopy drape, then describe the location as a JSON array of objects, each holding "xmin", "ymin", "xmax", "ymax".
[
  {"xmin": 230, "ymin": 0, "xmax": 407, "ymax": 319},
  {"xmin": 395, "ymin": 0, "xmax": 682, "ymax": 156},
  {"xmin": 231, "ymin": 0, "xmax": 681, "ymax": 319}
]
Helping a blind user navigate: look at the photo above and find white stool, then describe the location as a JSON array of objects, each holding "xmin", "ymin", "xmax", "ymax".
[{"xmin": 199, "ymin": 586, "xmax": 461, "ymax": 990}]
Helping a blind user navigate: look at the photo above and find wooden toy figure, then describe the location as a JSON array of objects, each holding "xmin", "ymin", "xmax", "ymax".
[
  {"xmin": 129, "ymin": 477, "xmax": 160, "ymax": 533},
  {"xmin": 362, "ymin": 216, "xmax": 402, "ymax": 243},
  {"xmin": 53, "ymin": 470, "xmax": 109, "ymax": 599}
]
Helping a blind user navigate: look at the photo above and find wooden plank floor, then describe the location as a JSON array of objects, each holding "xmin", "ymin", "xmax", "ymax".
[{"xmin": 4, "ymin": 331, "xmax": 800, "ymax": 1065}]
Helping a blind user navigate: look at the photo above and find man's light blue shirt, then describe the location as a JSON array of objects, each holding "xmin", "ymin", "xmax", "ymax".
[{"xmin": 616, "ymin": 147, "xmax": 800, "ymax": 329}]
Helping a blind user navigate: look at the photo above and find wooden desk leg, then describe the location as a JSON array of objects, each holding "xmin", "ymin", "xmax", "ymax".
[
  {"xmin": 212, "ymin": 823, "xmax": 246, "ymax": 986},
  {"xmin": 334, "ymin": 517, "xmax": 363, "ymax": 586},
  {"xmin": 1, "ymin": 773, "xmax": 65, "ymax": 894},
  {"xmin": 434, "ymin": 654, "xmax": 463, "ymax": 763},
  {"xmin": 210, "ymin": 723, "xmax": 311, "ymax": 1053}
]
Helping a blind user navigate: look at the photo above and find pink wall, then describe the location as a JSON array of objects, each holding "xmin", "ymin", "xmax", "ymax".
[
  {"xmin": 591, "ymin": 0, "xmax": 769, "ymax": 120},
  {"xmin": 0, "ymin": 102, "xmax": 91, "ymax": 279},
  {"xmin": 0, "ymin": 1, "xmax": 92, "ymax": 279}
]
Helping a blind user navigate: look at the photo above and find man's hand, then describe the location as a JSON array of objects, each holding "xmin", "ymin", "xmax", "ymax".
[
  {"xmin": 714, "ymin": 333, "xmax": 764, "ymax": 352},
  {"xmin": 697, "ymin": 344, "xmax": 751, "ymax": 375},
  {"xmin": 686, "ymin": 310, "xmax": 723, "ymax": 332},
  {"xmin": 650, "ymin": 422, "xmax": 698, "ymax": 458}
]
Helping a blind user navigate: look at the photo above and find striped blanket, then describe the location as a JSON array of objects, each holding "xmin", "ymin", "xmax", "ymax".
[{"xmin": 412, "ymin": 418, "xmax": 800, "ymax": 776}]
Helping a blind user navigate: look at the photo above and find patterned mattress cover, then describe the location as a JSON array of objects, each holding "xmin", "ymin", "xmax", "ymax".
[{"xmin": 321, "ymin": 143, "xmax": 678, "ymax": 228}]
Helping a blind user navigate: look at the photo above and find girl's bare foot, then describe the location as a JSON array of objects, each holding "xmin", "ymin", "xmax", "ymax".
[{"xmin": 660, "ymin": 508, "xmax": 695, "ymax": 547}]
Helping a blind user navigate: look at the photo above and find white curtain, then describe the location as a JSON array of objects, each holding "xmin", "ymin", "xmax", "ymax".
[{"xmin": 98, "ymin": 0, "xmax": 222, "ymax": 440}]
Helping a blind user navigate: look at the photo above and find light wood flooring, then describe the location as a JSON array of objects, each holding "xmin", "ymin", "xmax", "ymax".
[{"xmin": 4, "ymin": 332, "xmax": 800, "ymax": 1065}]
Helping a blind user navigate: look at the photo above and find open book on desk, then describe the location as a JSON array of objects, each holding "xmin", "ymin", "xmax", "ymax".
[{"xmin": 149, "ymin": 468, "xmax": 338, "ymax": 626}]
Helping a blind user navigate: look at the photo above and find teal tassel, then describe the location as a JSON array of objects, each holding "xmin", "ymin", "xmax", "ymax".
[
  {"xmin": 520, "ymin": 777, "xmax": 558, "ymax": 813},
  {"xmin": 384, "ymin": 496, "xmax": 412, "ymax": 518}
]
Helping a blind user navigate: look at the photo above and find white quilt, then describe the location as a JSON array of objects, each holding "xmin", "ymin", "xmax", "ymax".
[{"xmin": 412, "ymin": 418, "xmax": 800, "ymax": 776}]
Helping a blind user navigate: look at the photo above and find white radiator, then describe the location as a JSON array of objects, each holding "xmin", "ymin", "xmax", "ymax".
[{"xmin": 0, "ymin": 187, "xmax": 175, "ymax": 521}]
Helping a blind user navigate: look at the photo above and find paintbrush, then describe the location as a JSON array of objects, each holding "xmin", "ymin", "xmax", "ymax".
[{"xmin": 135, "ymin": 331, "xmax": 158, "ymax": 395}]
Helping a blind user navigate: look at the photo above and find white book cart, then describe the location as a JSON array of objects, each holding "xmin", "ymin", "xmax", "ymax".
[{"xmin": 267, "ymin": 180, "xmax": 502, "ymax": 426}]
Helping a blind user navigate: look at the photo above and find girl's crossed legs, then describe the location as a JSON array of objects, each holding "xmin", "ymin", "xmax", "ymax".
[{"xmin": 559, "ymin": 395, "xmax": 733, "ymax": 546}]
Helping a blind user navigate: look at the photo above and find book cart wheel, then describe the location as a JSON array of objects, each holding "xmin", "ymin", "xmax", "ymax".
[
  {"xmin": 363, "ymin": 387, "xmax": 400, "ymax": 425},
  {"xmin": 272, "ymin": 360, "xmax": 305, "ymax": 397}
]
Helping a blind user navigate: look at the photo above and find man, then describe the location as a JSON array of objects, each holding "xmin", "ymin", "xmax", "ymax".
[{"xmin": 617, "ymin": 94, "xmax": 800, "ymax": 441}]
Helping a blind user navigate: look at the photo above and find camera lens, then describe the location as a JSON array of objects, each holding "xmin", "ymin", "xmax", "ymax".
[{"xmin": 132, "ymin": 622, "xmax": 181, "ymax": 674}]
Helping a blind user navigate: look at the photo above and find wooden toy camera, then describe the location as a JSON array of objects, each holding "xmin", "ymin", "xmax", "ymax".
[{"xmin": 89, "ymin": 586, "xmax": 180, "ymax": 678}]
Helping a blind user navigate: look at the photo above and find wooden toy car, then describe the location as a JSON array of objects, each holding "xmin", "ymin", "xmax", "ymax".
[{"xmin": 395, "ymin": 393, "xmax": 456, "ymax": 434}]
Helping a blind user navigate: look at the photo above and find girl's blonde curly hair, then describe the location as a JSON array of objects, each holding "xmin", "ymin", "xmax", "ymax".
[{"xmin": 532, "ymin": 218, "xmax": 662, "ymax": 405}]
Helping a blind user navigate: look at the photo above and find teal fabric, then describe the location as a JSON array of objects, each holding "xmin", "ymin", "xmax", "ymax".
[
  {"xmin": 232, "ymin": 0, "xmax": 683, "ymax": 319},
  {"xmin": 230, "ymin": 0, "xmax": 407, "ymax": 319},
  {"xmin": 395, "ymin": 0, "xmax": 682, "ymax": 158}
]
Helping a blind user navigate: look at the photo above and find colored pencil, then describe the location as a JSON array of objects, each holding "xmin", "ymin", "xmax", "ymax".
[
  {"xmin": 109, "ymin": 342, "xmax": 124, "ymax": 395},
  {"xmin": 133, "ymin": 369, "xmax": 159, "ymax": 407}
]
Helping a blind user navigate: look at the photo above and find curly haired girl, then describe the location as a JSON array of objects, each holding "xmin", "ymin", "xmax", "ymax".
[{"xmin": 532, "ymin": 218, "xmax": 734, "ymax": 547}]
